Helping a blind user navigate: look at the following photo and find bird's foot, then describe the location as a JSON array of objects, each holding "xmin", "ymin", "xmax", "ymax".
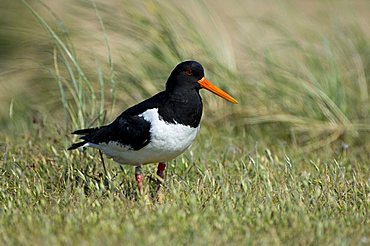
[{"xmin": 135, "ymin": 165, "xmax": 143, "ymax": 194}]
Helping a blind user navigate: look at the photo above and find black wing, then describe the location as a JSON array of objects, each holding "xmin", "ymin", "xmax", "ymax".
[
  {"xmin": 83, "ymin": 115, "xmax": 151, "ymax": 150},
  {"xmin": 68, "ymin": 92, "xmax": 167, "ymax": 151},
  {"xmin": 68, "ymin": 115, "xmax": 151, "ymax": 151}
]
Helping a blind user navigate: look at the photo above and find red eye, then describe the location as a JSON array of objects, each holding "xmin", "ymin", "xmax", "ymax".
[{"xmin": 185, "ymin": 69, "xmax": 192, "ymax": 76}]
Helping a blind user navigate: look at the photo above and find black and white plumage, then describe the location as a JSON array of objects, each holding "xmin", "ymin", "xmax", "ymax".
[{"xmin": 68, "ymin": 60, "xmax": 237, "ymax": 191}]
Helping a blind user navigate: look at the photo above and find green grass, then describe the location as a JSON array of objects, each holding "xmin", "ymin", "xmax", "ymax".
[
  {"xmin": 1, "ymin": 0, "xmax": 370, "ymax": 245},
  {"xmin": 1, "ymin": 128, "xmax": 369, "ymax": 245}
]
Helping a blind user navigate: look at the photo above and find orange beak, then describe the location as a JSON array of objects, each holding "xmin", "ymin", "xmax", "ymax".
[{"xmin": 197, "ymin": 77, "xmax": 238, "ymax": 104}]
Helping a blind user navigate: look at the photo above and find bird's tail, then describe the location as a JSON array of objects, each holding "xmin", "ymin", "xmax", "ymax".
[
  {"xmin": 71, "ymin": 127, "xmax": 99, "ymax": 135},
  {"xmin": 68, "ymin": 141, "xmax": 87, "ymax": 150},
  {"xmin": 68, "ymin": 127, "xmax": 99, "ymax": 150}
]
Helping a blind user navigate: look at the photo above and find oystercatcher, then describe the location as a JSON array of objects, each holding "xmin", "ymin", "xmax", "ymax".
[{"xmin": 68, "ymin": 61, "xmax": 237, "ymax": 192}]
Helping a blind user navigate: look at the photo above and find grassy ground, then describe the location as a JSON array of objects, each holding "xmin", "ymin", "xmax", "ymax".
[{"xmin": 1, "ymin": 0, "xmax": 370, "ymax": 245}]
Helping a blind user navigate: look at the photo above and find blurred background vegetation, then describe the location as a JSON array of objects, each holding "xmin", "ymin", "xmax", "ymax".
[{"xmin": 1, "ymin": 0, "xmax": 370, "ymax": 150}]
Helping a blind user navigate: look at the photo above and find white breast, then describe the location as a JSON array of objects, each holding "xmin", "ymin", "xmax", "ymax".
[{"xmin": 88, "ymin": 108, "xmax": 200, "ymax": 165}]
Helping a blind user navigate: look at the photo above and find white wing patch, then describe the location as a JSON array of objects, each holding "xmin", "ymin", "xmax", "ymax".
[{"xmin": 86, "ymin": 108, "xmax": 199, "ymax": 165}]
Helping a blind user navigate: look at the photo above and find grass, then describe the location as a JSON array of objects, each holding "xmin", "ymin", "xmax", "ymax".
[
  {"xmin": 1, "ymin": 129, "xmax": 369, "ymax": 245},
  {"xmin": 1, "ymin": 0, "xmax": 370, "ymax": 245}
]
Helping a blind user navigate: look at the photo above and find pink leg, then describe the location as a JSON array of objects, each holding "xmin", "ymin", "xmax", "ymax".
[
  {"xmin": 156, "ymin": 162, "xmax": 166, "ymax": 186},
  {"xmin": 135, "ymin": 165, "xmax": 143, "ymax": 193}
]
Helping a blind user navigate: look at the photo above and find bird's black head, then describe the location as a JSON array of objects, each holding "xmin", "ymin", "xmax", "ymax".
[
  {"xmin": 165, "ymin": 60, "xmax": 238, "ymax": 104},
  {"xmin": 166, "ymin": 60, "xmax": 204, "ymax": 91}
]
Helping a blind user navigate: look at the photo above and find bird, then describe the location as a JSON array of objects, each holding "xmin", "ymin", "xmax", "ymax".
[{"xmin": 68, "ymin": 60, "xmax": 237, "ymax": 192}]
